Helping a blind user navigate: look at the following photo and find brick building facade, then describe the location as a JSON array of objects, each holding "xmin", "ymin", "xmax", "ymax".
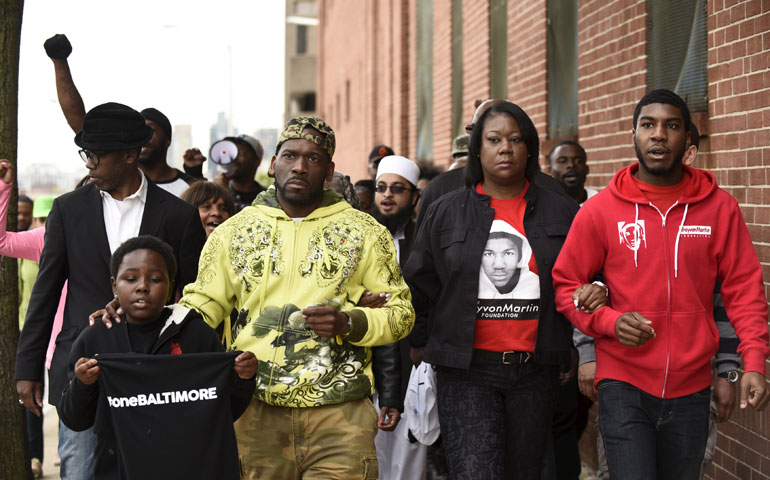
[{"xmin": 317, "ymin": 1, "xmax": 770, "ymax": 478}]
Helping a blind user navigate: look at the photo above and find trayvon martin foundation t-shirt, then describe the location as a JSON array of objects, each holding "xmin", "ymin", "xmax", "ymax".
[
  {"xmin": 474, "ymin": 182, "xmax": 540, "ymax": 352},
  {"xmin": 96, "ymin": 351, "xmax": 240, "ymax": 479}
]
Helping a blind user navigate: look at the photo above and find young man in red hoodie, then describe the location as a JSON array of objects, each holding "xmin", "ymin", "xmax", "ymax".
[{"xmin": 552, "ymin": 89, "xmax": 770, "ymax": 480}]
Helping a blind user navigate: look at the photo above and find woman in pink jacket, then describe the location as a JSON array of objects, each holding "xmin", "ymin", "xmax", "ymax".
[{"xmin": 0, "ymin": 160, "xmax": 67, "ymax": 477}]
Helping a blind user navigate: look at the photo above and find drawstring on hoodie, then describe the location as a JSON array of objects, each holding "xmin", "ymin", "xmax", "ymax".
[
  {"xmin": 674, "ymin": 203, "xmax": 689, "ymax": 278},
  {"xmin": 633, "ymin": 203, "xmax": 639, "ymax": 268}
]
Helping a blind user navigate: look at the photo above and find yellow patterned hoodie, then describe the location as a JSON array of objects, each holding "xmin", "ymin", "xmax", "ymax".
[{"xmin": 180, "ymin": 187, "xmax": 415, "ymax": 408}]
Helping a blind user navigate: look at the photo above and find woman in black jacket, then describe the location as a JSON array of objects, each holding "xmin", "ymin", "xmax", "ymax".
[{"xmin": 404, "ymin": 101, "xmax": 579, "ymax": 479}]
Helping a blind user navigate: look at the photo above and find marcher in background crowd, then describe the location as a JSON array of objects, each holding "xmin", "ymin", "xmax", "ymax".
[
  {"xmin": 354, "ymin": 179, "xmax": 375, "ymax": 213},
  {"xmin": 368, "ymin": 144, "xmax": 395, "ymax": 180},
  {"xmin": 405, "ymin": 101, "xmax": 579, "ymax": 479},
  {"xmin": 183, "ymin": 135, "xmax": 266, "ymax": 211},
  {"xmin": 547, "ymin": 141, "xmax": 598, "ymax": 205},
  {"xmin": 540, "ymin": 138, "xmax": 600, "ymax": 480},
  {"xmin": 43, "ymin": 34, "xmax": 197, "ymax": 197},
  {"xmin": 417, "ymin": 164, "xmax": 443, "ymax": 193},
  {"xmin": 325, "ymin": 170, "xmax": 361, "ymax": 209},
  {"xmin": 552, "ymin": 89, "xmax": 770, "ymax": 480},
  {"xmin": 448, "ymin": 134, "xmax": 470, "ymax": 171},
  {"xmin": 180, "ymin": 181, "xmax": 236, "ymax": 238},
  {"xmin": 18, "ymin": 194, "xmax": 33, "ymax": 232},
  {"xmin": 210, "ymin": 135, "xmax": 266, "ymax": 212}
]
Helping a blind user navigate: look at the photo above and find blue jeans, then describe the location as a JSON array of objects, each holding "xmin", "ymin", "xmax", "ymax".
[
  {"xmin": 598, "ymin": 380, "xmax": 710, "ymax": 480},
  {"xmin": 58, "ymin": 420, "xmax": 96, "ymax": 480},
  {"xmin": 436, "ymin": 359, "xmax": 559, "ymax": 480}
]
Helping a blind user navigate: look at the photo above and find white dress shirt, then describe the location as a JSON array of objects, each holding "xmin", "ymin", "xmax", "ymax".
[
  {"xmin": 100, "ymin": 171, "xmax": 148, "ymax": 253},
  {"xmin": 392, "ymin": 225, "xmax": 406, "ymax": 264}
]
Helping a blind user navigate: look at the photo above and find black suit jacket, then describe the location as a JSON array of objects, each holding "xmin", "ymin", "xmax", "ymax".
[{"xmin": 15, "ymin": 180, "xmax": 206, "ymax": 404}]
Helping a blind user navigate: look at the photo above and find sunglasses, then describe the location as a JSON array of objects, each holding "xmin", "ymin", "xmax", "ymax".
[{"xmin": 375, "ymin": 184, "xmax": 413, "ymax": 195}]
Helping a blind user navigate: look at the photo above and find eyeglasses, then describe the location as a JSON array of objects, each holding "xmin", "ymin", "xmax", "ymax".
[
  {"xmin": 79, "ymin": 149, "xmax": 104, "ymax": 167},
  {"xmin": 375, "ymin": 184, "xmax": 413, "ymax": 195}
]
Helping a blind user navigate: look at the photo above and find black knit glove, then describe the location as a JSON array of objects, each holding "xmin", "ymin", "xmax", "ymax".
[{"xmin": 44, "ymin": 34, "xmax": 72, "ymax": 59}]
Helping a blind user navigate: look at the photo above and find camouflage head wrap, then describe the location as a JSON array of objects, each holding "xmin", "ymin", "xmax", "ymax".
[{"xmin": 275, "ymin": 116, "xmax": 336, "ymax": 159}]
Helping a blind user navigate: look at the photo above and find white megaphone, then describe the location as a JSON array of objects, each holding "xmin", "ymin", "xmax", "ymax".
[{"xmin": 209, "ymin": 140, "xmax": 239, "ymax": 175}]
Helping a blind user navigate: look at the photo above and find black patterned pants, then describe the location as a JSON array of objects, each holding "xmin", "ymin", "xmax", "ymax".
[{"xmin": 436, "ymin": 359, "xmax": 559, "ymax": 480}]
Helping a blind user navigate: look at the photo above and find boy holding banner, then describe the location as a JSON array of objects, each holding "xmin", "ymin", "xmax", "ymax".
[{"xmin": 58, "ymin": 236, "xmax": 257, "ymax": 479}]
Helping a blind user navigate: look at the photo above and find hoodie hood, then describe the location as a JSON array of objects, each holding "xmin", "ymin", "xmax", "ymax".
[
  {"xmin": 252, "ymin": 184, "xmax": 350, "ymax": 219},
  {"xmin": 608, "ymin": 163, "xmax": 718, "ymax": 205}
]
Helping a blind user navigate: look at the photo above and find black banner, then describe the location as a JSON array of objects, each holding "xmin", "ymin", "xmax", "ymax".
[{"xmin": 97, "ymin": 352, "xmax": 240, "ymax": 479}]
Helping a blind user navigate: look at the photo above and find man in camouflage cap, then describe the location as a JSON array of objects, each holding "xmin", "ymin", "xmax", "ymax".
[
  {"xmin": 180, "ymin": 116, "xmax": 414, "ymax": 479},
  {"xmin": 448, "ymin": 133, "xmax": 470, "ymax": 171}
]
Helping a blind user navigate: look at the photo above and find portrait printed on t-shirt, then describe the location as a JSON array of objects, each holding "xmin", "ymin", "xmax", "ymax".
[{"xmin": 477, "ymin": 220, "xmax": 540, "ymax": 315}]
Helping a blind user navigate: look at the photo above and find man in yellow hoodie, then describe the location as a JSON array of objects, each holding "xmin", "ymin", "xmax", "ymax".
[{"xmin": 180, "ymin": 116, "xmax": 415, "ymax": 479}]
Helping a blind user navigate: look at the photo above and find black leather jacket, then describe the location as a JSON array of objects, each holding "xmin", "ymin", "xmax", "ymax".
[{"xmin": 404, "ymin": 181, "xmax": 579, "ymax": 369}]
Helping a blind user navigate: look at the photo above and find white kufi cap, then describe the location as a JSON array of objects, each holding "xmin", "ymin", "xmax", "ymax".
[{"xmin": 376, "ymin": 155, "xmax": 420, "ymax": 187}]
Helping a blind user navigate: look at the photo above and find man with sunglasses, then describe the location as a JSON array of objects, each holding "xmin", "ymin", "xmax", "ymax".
[
  {"xmin": 373, "ymin": 156, "xmax": 420, "ymax": 243},
  {"xmin": 16, "ymin": 102, "xmax": 205, "ymax": 479},
  {"xmin": 369, "ymin": 155, "xmax": 428, "ymax": 479}
]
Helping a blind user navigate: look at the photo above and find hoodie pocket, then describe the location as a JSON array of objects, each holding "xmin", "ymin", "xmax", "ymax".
[{"xmin": 667, "ymin": 310, "xmax": 718, "ymax": 374}]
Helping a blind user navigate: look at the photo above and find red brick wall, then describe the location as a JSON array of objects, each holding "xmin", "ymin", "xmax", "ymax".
[
  {"xmin": 577, "ymin": 0, "xmax": 647, "ymax": 189},
  {"xmin": 317, "ymin": 0, "xmax": 370, "ymax": 180},
  {"xmin": 702, "ymin": 1, "xmax": 770, "ymax": 477},
  {"xmin": 317, "ymin": 0, "xmax": 414, "ymax": 181},
  {"xmin": 462, "ymin": 0, "xmax": 491, "ymax": 128},
  {"xmin": 433, "ymin": 0, "xmax": 454, "ymax": 167},
  {"xmin": 407, "ymin": 0, "xmax": 418, "ymax": 161},
  {"xmin": 507, "ymin": 1, "xmax": 548, "ymax": 160}
]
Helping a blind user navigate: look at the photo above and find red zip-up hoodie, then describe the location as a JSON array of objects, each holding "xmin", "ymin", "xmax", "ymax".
[{"xmin": 553, "ymin": 164, "xmax": 769, "ymax": 398}]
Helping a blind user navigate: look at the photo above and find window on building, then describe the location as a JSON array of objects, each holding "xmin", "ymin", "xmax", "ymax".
[
  {"xmin": 345, "ymin": 80, "xmax": 351, "ymax": 123},
  {"xmin": 336, "ymin": 93, "xmax": 341, "ymax": 128},
  {"xmin": 451, "ymin": 0, "xmax": 464, "ymax": 137},
  {"xmin": 417, "ymin": 0, "xmax": 434, "ymax": 163},
  {"xmin": 646, "ymin": 0, "xmax": 708, "ymax": 113},
  {"xmin": 290, "ymin": 92, "xmax": 316, "ymax": 114},
  {"xmin": 297, "ymin": 25, "xmax": 308, "ymax": 55},
  {"xmin": 489, "ymin": 0, "xmax": 507, "ymax": 100},
  {"xmin": 546, "ymin": 0, "xmax": 578, "ymax": 139}
]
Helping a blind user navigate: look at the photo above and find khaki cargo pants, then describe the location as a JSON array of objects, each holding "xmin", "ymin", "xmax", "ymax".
[{"xmin": 235, "ymin": 397, "xmax": 379, "ymax": 479}]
